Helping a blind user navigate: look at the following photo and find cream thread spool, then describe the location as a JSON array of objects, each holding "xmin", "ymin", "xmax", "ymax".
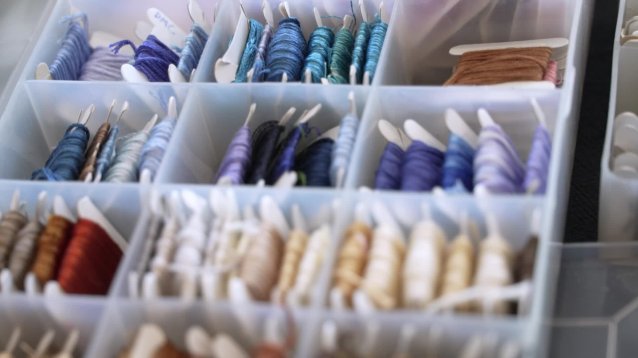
[
  {"xmin": 238, "ymin": 223, "xmax": 283, "ymax": 301},
  {"xmin": 402, "ymin": 219, "xmax": 446, "ymax": 309},
  {"xmin": 291, "ymin": 225, "xmax": 330, "ymax": 304},
  {"xmin": 440, "ymin": 234, "xmax": 475, "ymax": 311},
  {"xmin": 333, "ymin": 221, "xmax": 372, "ymax": 308},
  {"xmin": 361, "ymin": 225, "xmax": 405, "ymax": 310},
  {"xmin": 275, "ymin": 228, "xmax": 308, "ymax": 302},
  {"xmin": 473, "ymin": 233, "xmax": 513, "ymax": 314}
]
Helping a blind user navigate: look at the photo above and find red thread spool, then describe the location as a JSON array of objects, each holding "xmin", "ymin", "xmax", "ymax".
[{"xmin": 57, "ymin": 219, "xmax": 122, "ymax": 295}]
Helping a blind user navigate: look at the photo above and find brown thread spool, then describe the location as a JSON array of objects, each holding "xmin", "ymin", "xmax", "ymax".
[
  {"xmin": 8, "ymin": 219, "xmax": 44, "ymax": 289},
  {"xmin": 151, "ymin": 341, "xmax": 190, "ymax": 358},
  {"xmin": 333, "ymin": 221, "xmax": 372, "ymax": 307},
  {"xmin": 30, "ymin": 215, "xmax": 74, "ymax": 287},
  {"xmin": 0, "ymin": 210, "xmax": 29, "ymax": 268},
  {"xmin": 440, "ymin": 234, "xmax": 475, "ymax": 311},
  {"xmin": 275, "ymin": 229, "xmax": 308, "ymax": 302},
  {"xmin": 238, "ymin": 224, "xmax": 283, "ymax": 301},
  {"xmin": 444, "ymin": 47, "xmax": 553, "ymax": 86},
  {"xmin": 517, "ymin": 236, "xmax": 538, "ymax": 281},
  {"xmin": 79, "ymin": 121, "xmax": 111, "ymax": 181}
]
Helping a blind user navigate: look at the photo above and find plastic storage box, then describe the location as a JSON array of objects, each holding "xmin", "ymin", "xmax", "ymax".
[{"xmin": 0, "ymin": 0, "xmax": 591, "ymax": 356}]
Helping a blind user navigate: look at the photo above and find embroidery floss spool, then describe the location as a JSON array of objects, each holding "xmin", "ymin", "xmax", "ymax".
[
  {"xmin": 79, "ymin": 47, "xmax": 131, "ymax": 81},
  {"xmin": 79, "ymin": 103, "xmax": 115, "ymax": 181},
  {"xmin": 246, "ymin": 121, "xmax": 284, "ymax": 184},
  {"xmin": 330, "ymin": 111, "xmax": 359, "ymax": 187},
  {"xmin": 57, "ymin": 219, "xmax": 122, "ymax": 295},
  {"xmin": 139, "ymin": 113, "xmax": 178, "ymax": 182},
  {"xmin": 364, "ymin": 16, "xmax": 388, "ymax": 84},
  {"xmin": 375, "ymin": 142, "xmax": 404, "ymax": 190},
  {"xmin": 275, "ymin": 229, "xmax": 308, "ymax": 302},
  {"xmin": 47, "ymin": 17, "xmax": 92, "ymax": 81},
  {"xmin": 473, "ymin": 229, "xmax": 514, "ymax": 314},
  {"xmin": 400, "ymin": 140, "xmax": 445, "ymax": 192},
  {"xmin": 215, "ymin": 104, "xmax": 256, "ymax": 185},
  {"xmin": 333, "ymin": 221, "xmax": 372, "ymax": 307},
  {"xmin": 251, "ymin": 24, "xmax": 274, "ymax": 82},
  {"xmin": 351, "ymin": 21, "xmax": 371, "ymax": 84},
  {"xmin": 30, "ymin": 215, "xmax": 74, "ymax": 287},
  {"xmin": 440, "ymin": 232, "xmax": 474, "ymax": 310},
  {"xmin": 444, "ymin": 47, "xmax": 553, "ymax": 86},
  {"xmin": 516, "ymin": 236, "xmax": 538, "ymax": 281},
  {"xmin": 524, "ymin": 101, "xmax": 552, "ymax": 194},
  {"xmin": 31, "ymin": 123, "xmax": 91, "ymax": 181},
  {"xmin": 442, "ymin": 133, "xmax": 475, "ymax": 192},
  {"xmin": 303, "ymin": 26, "xmax": 335, "ymax": 83},
  {"xmin": 361, "ymin": 225, "xmax": 405, "ymax": 310},
  {"xmin": 8, "ymin": 215, "xmax": 44, "ymax": 289},
  {"xmin": 104, "ymin": 117, "xmax": 156, "ymax": 183},
  {"xmin": 235, "ymin": 19, "xmax": 264, "ymax": 83},
  {"xmin": 327, "ymin": 23, "xmax": 355, "ymax": 84},
  {"xmin": 0, "ymin": 210, "xmax": 28, "ymax": 268},
  {"xmin": 268, "ymin": 123, "xmax": 310, "ymax": 185},
  {"xmin": 294, "ymin": 138, "xmax": 335, "ymax": 187},
  {"xmin": 474, "ymin": 109, "xmax": 526, "ymax": 194},
  {"xmin": 238, "ymin": 223, "xmax": 283, "ymax": 301},
  {"xmin": 94, "ymin": 125, "xmax": 120, "ymax": 182},
  {"xmin": 292, "ymin": 225, "xmax": 330, "ymax": 303},
  {"xmin": 110, "ymin": 35, "xmax": 179, "ymax": 82},
  {"xmin": 402, "ymin": 218, "xmax": 446, "ymax": 309},
  {"xmin": 263, "ymin": 18, "xmax": 307, "ymax": 82},
  {"xmin": 177, "ymin": 24, "xmax": 209, "ymax": 81}
]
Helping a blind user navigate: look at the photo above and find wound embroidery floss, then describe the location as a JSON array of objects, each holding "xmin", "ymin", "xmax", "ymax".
[
  {"xmin": 444, "ymin": 47, "xmax": 553, "ymax": 86},
  {"xmin": 0, "ymin": 210, "xmax": 28, "ymax": 268},
  {"xmin": 263, "ymin": 18, "xmax": 307, "ymax": 82},
  {"xmin": 31, "ymin": 123, "xmax": 91, "ymax": 182},
  {"xmin": 327, "ymin": 28, "xmax": 355, "ymax": 84},
  {"xmin": 361, "ymin": 225, "xmax": 405, "ymax": 310},
  {"xmin": 94, "ymin": 125, "xmax": 120, "ymax": 181},
  {"xmin": 30, "ymin": 215, "xmax": 74, "ymax": 287},
  {"xmin": 235, "ymin": 19, "xmax": 264, "ymax": 83},
  {"xmin": 104, "ymin": 130, "xmax": 150, "ymax": 183},
  {"xmin": 524, "ymin": 125, "xmax": 551, "ymax": 194},
  {"xmin": 303, "ymin": 26, "xmax": 335, "ymax": 83},
  {"xmin": 251, "ymin": 25, "xmax": 274, "ymax": 82},
  {"xmin": 58, "ymin": 219, "xmax": 122, "ymax": 295},
  {"xmin": 47, "ymin": 17, "xmax": 92, "ymax": 81},
  {"xmin": 215, "ymin": 125, "xmax": 252, "ymax": 185},
  {"xmin": 473, "ymin": 234, "xmax": 514, "ymax": 314},
  {"xmin": 268, "ymin": 123, "xmax": 310, "ymax": 185},
  {"xmin": 79, "ymin": 116, "xmax": 112, "ymax": 181},
  {"xmin": 238, "ymin": 224, "xmax": 283, "ymax": 301},
  {"xmin": 330, "ymin": 113, "xmax": 359, "ymax": 187},
  {"xmin": 79, "ymin": 47, "xmax": 131, "ymax": 81},
  {"xmin": 177, "ymin": 24, "xmax": 209, "ymax": 81},
  {"xmin": 374, "ymin": 142, "xmax": 405, "ymax": 190},
  {"xmin": 295, "ymin": 138, "xmax": 335, "ymax": 187},
  {"xmin": 334, "ymin": 221, "xmax": 372, "ymax": 307},
  {"xmin": 8, "ymin": 218, "xmax": 44, "ymax": 289},
  {"xmin": 139, "ymin": 115, "xmax": 177, "ymax": 182},
  {"xmin": 364, "ymin": 17, "xmax": 388, "ymax": 83},
  {"xmin": 400, "ymin": 140, "xmax": 445, "ymax": 192},
  {"xmin": 246, "ymin": 120, "xmax": 284, "ymax": 184},
  {"xmin": 275, "ymin": 229, "xmax": 308, "ymax": 302},
  {"xmin": 442, "ymin": 133, "xmax": 475, "ymax": 192},
  {"xmin": 111, "ymin": 35, "xmax": 179, "ymax": 82},
  {"xmin": 351, "ymin": 21, "xmax": 371, "ymax": 84},
  {"xmin": 440, "ymin": 234, "xmax": 474, "ymax": 310}
]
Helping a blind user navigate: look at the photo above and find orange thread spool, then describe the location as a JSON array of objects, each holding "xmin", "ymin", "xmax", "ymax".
[
  {"xmin": 57, "ymin": 219, "xmax": 122, "ymax": 295},
  {"xmin": 30, "ymin": 215, "xmax": 74, "ymax": 287}
]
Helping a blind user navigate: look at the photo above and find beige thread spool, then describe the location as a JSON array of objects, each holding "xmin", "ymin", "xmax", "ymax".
[
  {"xmin": 275, "ymin": 229, "xmax": 308, "ymax": 302},
  {"xmin": 8, "ymin": 219, "xmax": 44, "ymax": 289},
  {"xmin": 238, "ymin": 223, "xmax": 283, "ymax": 301},
  {"xmin": 293, "ymin": 225, "xmax": 330, "ymax": 304},
  {"xmin": 440, "ymin": 234, "xmax": 475, "ymax": 311},
  {"xmin": 333, "ymin": 221, "xmax": 372, "ymax": 307},
  {"xmin": 473, "ymin": 234, "xmax": 513, "ymax": 314},
  {"xmin": 361, "ymin": 225, "xmax": 405, "ymax": 310},
  {"xmin": 402, "ymin": 220, "xmax": 446, "ymax": 309},
  {"xmin": 0, "ymin": 210, "xmax": 29, "ymax": 268}
]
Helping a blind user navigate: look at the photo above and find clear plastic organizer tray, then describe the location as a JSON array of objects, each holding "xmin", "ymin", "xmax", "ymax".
[
  {"xmin": 600, "ymin": 0, "xmax": 638, "ymax": 242},
  {"xmin": 0, "ymin": 0, "xmax": 591, "ymax": 356}
]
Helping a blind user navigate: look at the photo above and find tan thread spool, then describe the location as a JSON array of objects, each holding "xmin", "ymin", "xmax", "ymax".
[
  {"xmin": 30, "ymin": 215, "xmax": 74, "ymax": 287},
  {"xmin": 361, "ymin": 225, "xmax": 405, "ymax": 310},
  {"xmin": 9, "ymin": 219, "xmax": 44, "ymax": 289},
  {"xmin": 238, "ymin": 224, "xmax": 283, "ymax": 301},
  {"xmin": 440, "ymin": 234, "xmax": 475, "ymax": 311},
  {"xmin": 275, "ymin": 229, "xmax": 308, "ymax": 302},
  {"xmin": 79, "ymin": 121, "xmax": 111, "ymax": 181},
  {"xmin": 333, "ymin": 221, "xmax": 372, "ymax": 307},
  {"xmin": 444, "ymin": 47, "xmax": 553, "ymax": 86},
  {"xmin": 0, "ymin": 210, "xmax": 29, "ymax": 268}
]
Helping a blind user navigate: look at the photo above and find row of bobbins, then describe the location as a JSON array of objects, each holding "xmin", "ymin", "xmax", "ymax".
[
  {"xmin": 374, "ymin": 100, "xmax": 551, "ymax": 195},
  {"xmin": 29, "ymin": 97, "xmax": 178, "ymax": 183},
  {"xmin": 0, "ymin": 190, "xmax": 125, "ymax": 296},
  {"xmin": 214, "ymin": 0, "xmax": 388, "ymax": 85},
  {"xmin": 129, "ymin": 189, "xmax": 332, "ymax": 309},
  {"xmin": 330, "ymin": 198, "xmax": 538, "ymax": 314},
  {"xmin": 211, "ymin": 92, "xmax": 360, "ymax": 188},
  {"xmin": 0, "ymin": 327, "xmax": 79, "ymax": 358},
  {"xmin": 37, "ymin": 0, "xmax": 213, "ymax": 83}
]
